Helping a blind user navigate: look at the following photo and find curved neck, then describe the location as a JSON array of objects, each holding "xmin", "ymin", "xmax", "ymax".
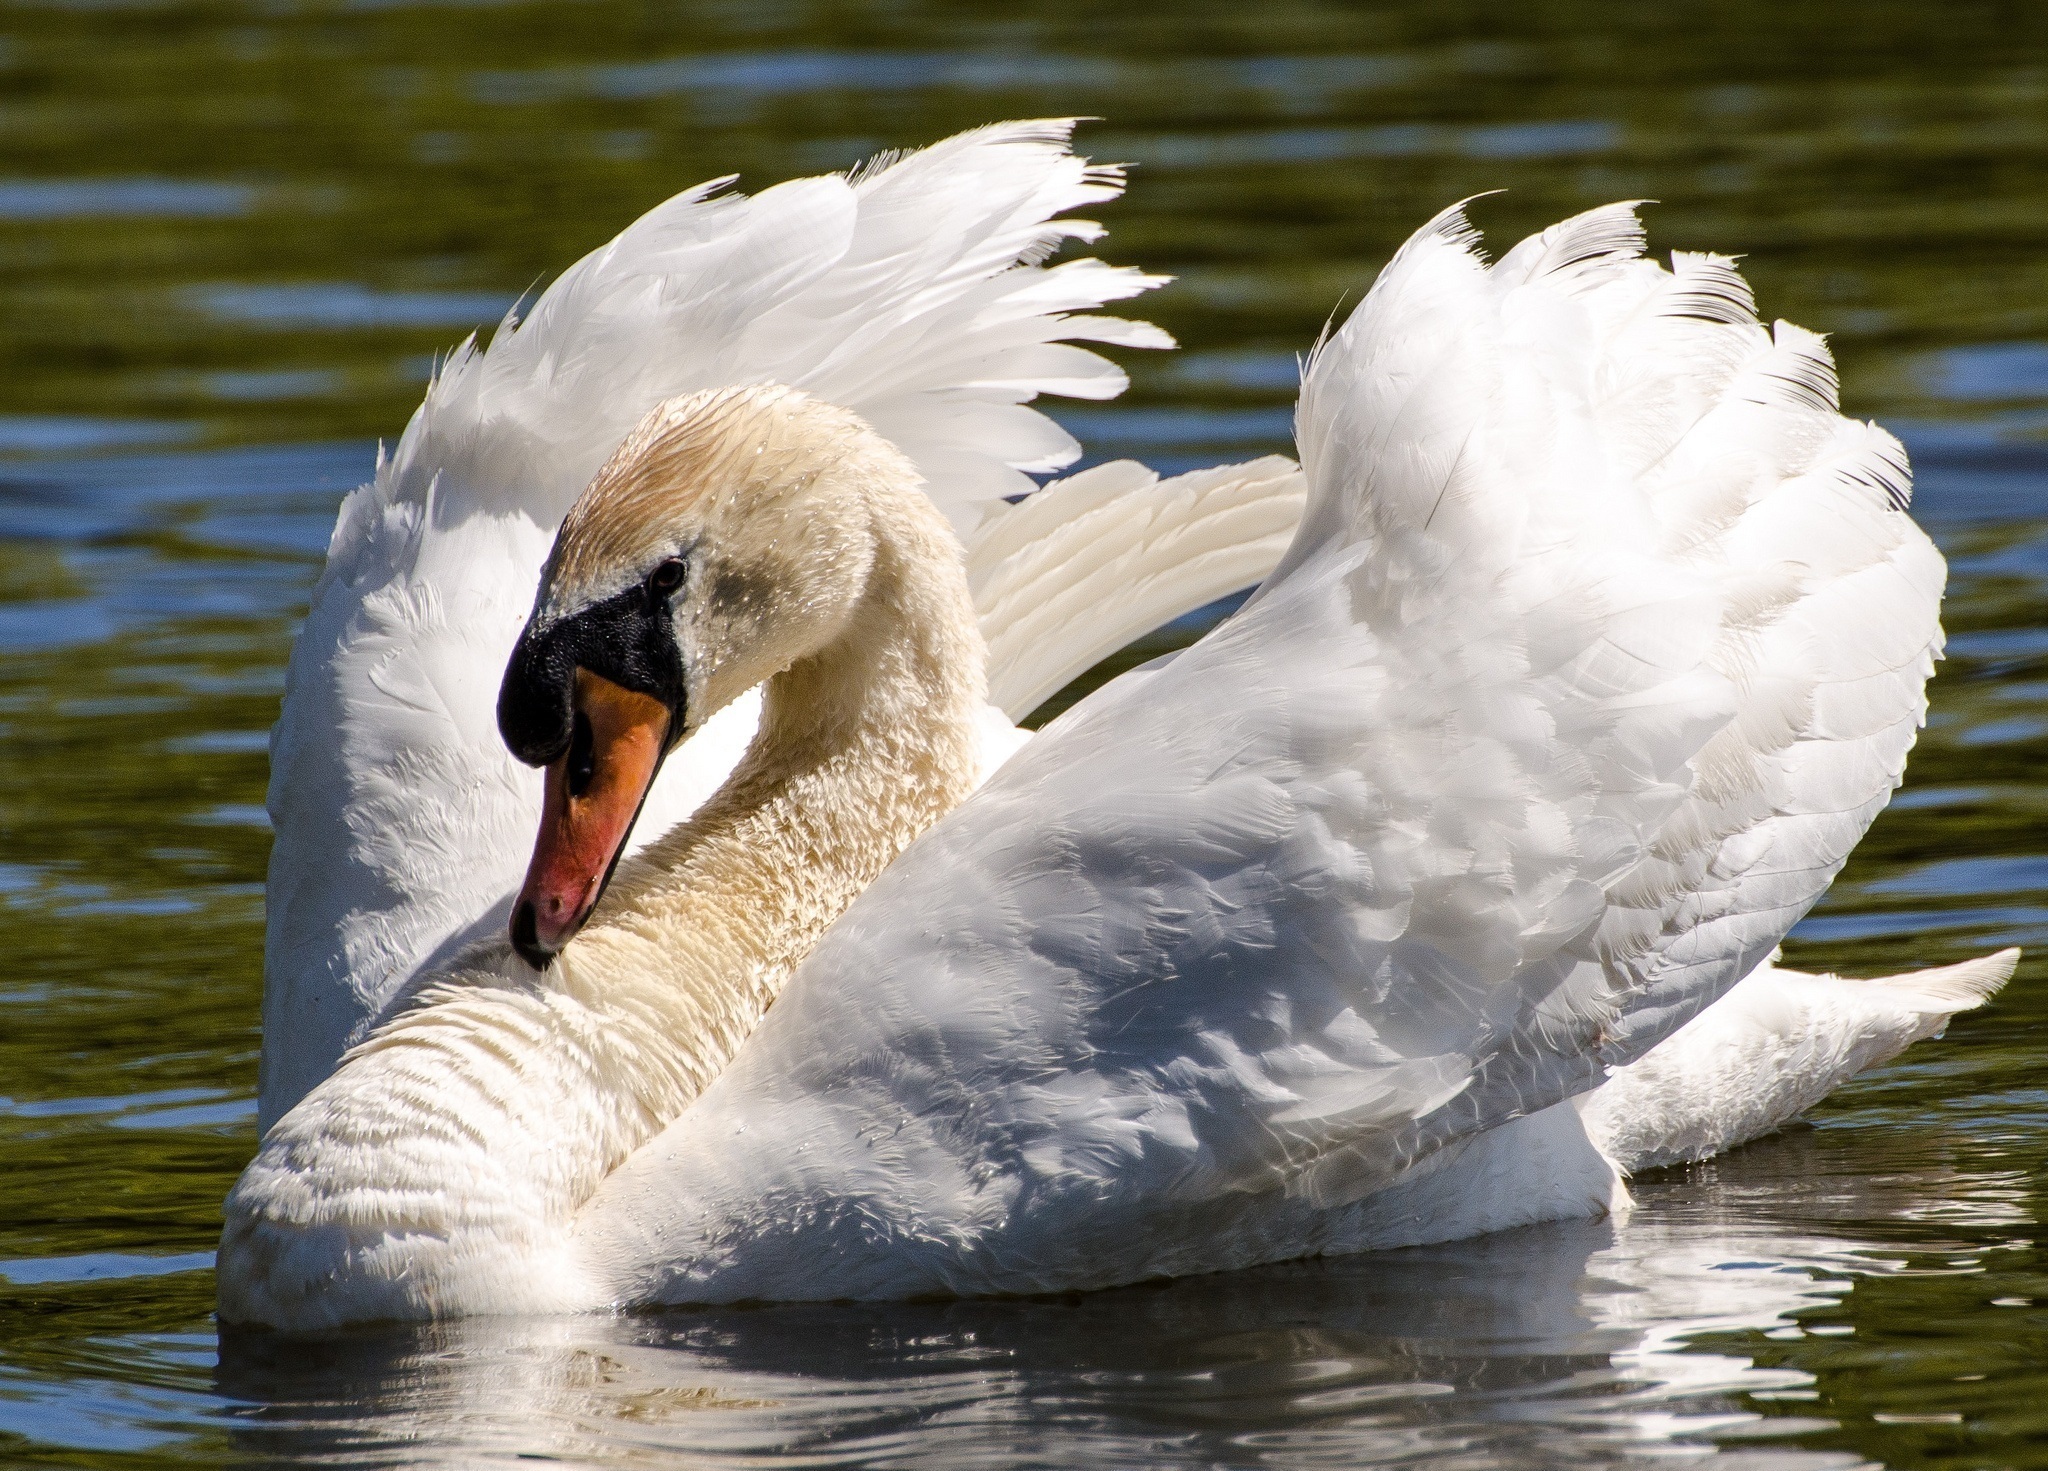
[
  {"xmin": 224, "ymin": 470, "xmax": 991, "ymax": 1319},
  {"xmin": 559, "ymin": 475, "xmax": 990, "ymax": 1097}
]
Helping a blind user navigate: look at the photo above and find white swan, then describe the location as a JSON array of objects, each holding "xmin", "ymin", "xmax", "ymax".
[
  {"xmin": 224, "ymin": 183, "xmax": 2015, "ymax": 1328},
  {"xmin": 257, "ymin": 119, "xmax": 1304, "ymax": 1129}
]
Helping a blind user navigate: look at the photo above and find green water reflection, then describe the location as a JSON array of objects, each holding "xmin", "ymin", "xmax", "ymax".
[{"xmin": 2, "ymin": 1, "xmax": 2048, "ymax": 1466}]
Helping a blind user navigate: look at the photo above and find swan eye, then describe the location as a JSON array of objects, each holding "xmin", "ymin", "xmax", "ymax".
[{"xmin": 647, "ymin": 558, "xmax": 687, "ymax": 597}]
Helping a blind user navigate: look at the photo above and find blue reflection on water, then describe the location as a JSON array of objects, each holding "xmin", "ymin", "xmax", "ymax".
[
  {"xmin": 0, "ymin": 417, "xmax": 194, "ymax": 457},
  {"xmin": 186, "ymin": 284, "xmax": 515, "ymax": 331},
  {"xmin": 1927, "ymin": 342, "xmax": 2048, "ymax": 402},
  {"xmin": 0, "ymin": 178, "xmax": 253, "ymax": 220}
]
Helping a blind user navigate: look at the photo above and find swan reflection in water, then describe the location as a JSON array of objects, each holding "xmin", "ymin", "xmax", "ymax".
[{"xmin": 215, "ymin": 1125, "xmax": 2022, "ymax": 1469}]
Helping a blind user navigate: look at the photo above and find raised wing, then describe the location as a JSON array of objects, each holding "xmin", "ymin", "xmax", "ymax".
[
  {"xmin": 260, "ymin": 120, "xmax": 1174, "ymax": 1128},
  {"xmin": 967, "ymin": 455, "xmax": 1305, "ymax": 718},
  {"xmin": 587, "ymin": 201, "xmax": 1943, "ymax": 1302}
]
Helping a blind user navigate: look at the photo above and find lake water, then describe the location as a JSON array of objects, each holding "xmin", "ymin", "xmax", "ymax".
[{"xmin": 3, "ymin": 2, "xmax": 2048, "ymax": 1466}]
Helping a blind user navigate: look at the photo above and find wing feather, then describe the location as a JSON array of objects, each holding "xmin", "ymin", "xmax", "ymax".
[{"xmin": 967, "ymin": 456, "xmax": 1305, "ymax": 718}]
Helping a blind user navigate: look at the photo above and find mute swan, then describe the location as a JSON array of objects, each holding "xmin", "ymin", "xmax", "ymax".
[
  {"xmin": 258, "ymin": 119, "xmax": 1305, "ymax": 1129},
  {"xmin": 223, "ymin": 186, "xmax": 2015, "ymax": 1327}
]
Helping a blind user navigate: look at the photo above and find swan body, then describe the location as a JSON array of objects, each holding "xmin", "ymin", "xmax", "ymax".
[{"xmin": 223, "ymin": 173, "xmax": 2016, "ymax": 1328}]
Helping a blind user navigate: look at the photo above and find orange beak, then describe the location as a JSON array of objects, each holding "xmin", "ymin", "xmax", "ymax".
[{"xmin": 510, "ymin": 668, "xmax": 671, "ymax": 968}]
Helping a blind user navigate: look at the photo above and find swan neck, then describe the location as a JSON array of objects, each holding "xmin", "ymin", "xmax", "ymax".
[
  {"xmin": 600, "ymin": 474, "xmax": 988, "ymax": 966},
  {"xmin": 528, "ymin": 465, "xmax": 993, "ymax": 1154},
  {"xmin": 220, "ymin": 466, "xmax": 992, "ymax": 1325}
]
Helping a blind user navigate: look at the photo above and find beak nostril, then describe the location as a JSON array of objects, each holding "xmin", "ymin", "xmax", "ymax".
[{"xmin": 510, "ymin": 900, "xmax": 553, "ymax": 971}]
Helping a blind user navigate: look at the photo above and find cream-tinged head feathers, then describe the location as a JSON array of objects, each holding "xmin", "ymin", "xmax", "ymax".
[
  {"xmin": 497, "ymin": 381, "xmax": 944, "ymax": 965},
  {"xmin": 539, "ymin": 383, "xmax": 919, "ymax": 736}
]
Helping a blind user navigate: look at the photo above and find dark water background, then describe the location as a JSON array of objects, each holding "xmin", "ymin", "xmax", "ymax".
[{"xmin": 4, "ymin": 1, "xmax": 2048, "ymax": 1465}]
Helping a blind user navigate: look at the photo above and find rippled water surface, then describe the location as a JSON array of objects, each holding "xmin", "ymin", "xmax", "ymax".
[{"xmin": 4, "ymin": 2, "xmax": 2048, "ymax": 1466}]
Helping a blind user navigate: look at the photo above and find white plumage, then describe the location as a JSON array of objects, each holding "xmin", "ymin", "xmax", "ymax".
[
  {"xmin": 971, "ymin": 454, "xmax": 1304, "ymax": 717},
  {"xmin": 1581, "ymin": 948, "xmax": 2018, "ymax": 1171},
  {"xmin": 231, "ymin": 122, "xmax": 2011, "ymax": 1328}
]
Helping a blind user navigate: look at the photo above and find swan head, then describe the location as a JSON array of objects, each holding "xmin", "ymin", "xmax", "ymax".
[{"xmin": 496, "ymin": 383, "xmax": 906, "ymax": 968}]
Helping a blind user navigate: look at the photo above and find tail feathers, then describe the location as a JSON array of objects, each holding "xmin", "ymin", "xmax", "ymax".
[
  {"xmin": 1578, "ymin": 947, "xmax": 2019, "ymax": 1174},
  {"xmin": 1865, "ymin": 947, "xmax": 2019, "ymax": 1014},
  {"xmin": 966, "ymin": 456, "xmax": 1306, "ymax": 720}
]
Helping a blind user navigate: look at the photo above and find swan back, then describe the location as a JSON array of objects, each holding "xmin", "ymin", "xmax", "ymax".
[
  {"xmin": 260, "ymin": 121, "xmax": 1171, "ymax": 1128},
  {"xmin": 581, "ymin": 201, "xmax": 1946, "ymax": 1303}
]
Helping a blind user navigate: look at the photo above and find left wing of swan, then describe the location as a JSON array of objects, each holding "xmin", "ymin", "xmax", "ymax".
[
  {"xmin": 583, "ymin": 202, "xmax": 1945, "ymax": 1303},
  {"xmin": 260, "ymin": 120, "xmax": 1177, "ymax": 1128}
]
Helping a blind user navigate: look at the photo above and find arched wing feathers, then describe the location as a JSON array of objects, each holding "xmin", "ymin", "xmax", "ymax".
[
  {"xmin": 967, "ymin": 455, "xmax": 1305, "ymax": 719},
  {"xmin": 651, "ymin": 201, "xmax": 1942, "ymax": 1282},
  {"xmin": 366, "ymin": 116, "xmax": 1170, "ymax": 537}
]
